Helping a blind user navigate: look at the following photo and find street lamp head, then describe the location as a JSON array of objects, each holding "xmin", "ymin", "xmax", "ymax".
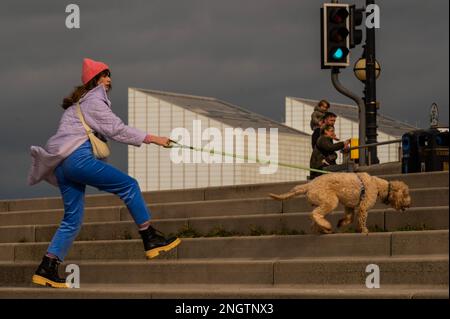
[{"xmin": 354, "ymin": 58, "xmax": 381, "ymax": 82}]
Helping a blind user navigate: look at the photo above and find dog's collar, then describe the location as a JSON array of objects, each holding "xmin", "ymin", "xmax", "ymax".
[{"xmin": 383, "ymin": 182, "xmax": 392, "ymax": 205}]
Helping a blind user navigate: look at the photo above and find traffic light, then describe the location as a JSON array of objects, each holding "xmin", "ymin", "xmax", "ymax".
[
  {"xmin": 321, "ymin": 3, "xmax": 350, "ymax": 69},
  {"xmin": 349, "ymin": 5, "xmax": 364, "ymax": 48}
]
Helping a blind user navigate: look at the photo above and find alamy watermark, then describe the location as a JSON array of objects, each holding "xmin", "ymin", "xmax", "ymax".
[
  {"xmin": 365, "ymin": 4, "xmax": 380, "ymax": 29},
  {"xmin": 65, "ymin": 4, "xmax": 80, "ymax": 29},
  {"xmin": 365, "ymin": 264, "xmax": 380, "ymax": 289},
  {"xmin": 65, "ymin": 263, "xmax": 80, "ymax": 288},
  {"xmin": 169, "ymin": 120, "xmax": 279, "ymax": 174}
]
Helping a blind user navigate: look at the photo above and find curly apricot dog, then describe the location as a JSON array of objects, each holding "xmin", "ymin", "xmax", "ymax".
[{"xmin": 269, "ymin": 172, "xmax": 411, "ymax": 234}]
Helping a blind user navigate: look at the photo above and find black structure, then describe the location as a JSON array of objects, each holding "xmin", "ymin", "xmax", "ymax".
[
  {"xmin": 402, "ymin": 129, "xmax": 449, "ymax": 174},
  {"xmin": 364, "ymin": 0, "xmax": 379, "ymax": 164},
  {"xmin": 321, "ymin": 3, "xmax": 351, "ymax": 69}
]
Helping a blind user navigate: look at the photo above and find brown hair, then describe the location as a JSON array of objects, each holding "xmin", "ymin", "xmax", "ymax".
[
  {"xmin": 320, "ymin": 124, "xmax": 335, "ymax": 135},
  {"xmin": 322, "ymin": 112, "xmax": 337, "ymax": 120},
  {"xmin": 318, "ymin": 99, "xmax": 330, "ymax": 109},
  {"xmin": 61, "ymin": 69, "xmax": 111, "ymax": 109}
]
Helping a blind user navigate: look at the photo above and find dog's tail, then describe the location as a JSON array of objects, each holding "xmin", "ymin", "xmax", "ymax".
[{"xmin": 268, "ymin": 183, "xmax": 310, "ymax": 201}]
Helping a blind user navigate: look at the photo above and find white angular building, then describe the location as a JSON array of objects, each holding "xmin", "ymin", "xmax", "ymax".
[
  {"xmin": 128, "ymin": 88, "xmax": 311, "ymax": 191},
  {"xmin": 127, "ymin": 88, "xmax": 416, "ymax": 191},
  {"xmin": 284, "ymin": 97, "xmax": 417, "ymax": 164}
]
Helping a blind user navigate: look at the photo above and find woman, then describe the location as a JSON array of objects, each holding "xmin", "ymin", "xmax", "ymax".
[
  {"xmin": 28, "ymin": 58, "xmax": 181, "ymax": 288},
  {"xmin": 310, "ymin": 125, "xmax": 350, "ymax": 180}
]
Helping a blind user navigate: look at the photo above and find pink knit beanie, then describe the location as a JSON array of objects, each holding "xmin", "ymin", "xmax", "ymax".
[{"xmin": 82, "ymin": 58, "xmax": 109, "ymax": 85}]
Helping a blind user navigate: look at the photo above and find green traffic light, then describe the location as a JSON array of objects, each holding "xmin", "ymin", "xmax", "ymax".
[
  {"xmin": 330, "ymin": 47, "xmax": 349, "ymax": 61},
  {"xmin": 333, "ymin": 48, "xmax": 344, "ymax": 59}
]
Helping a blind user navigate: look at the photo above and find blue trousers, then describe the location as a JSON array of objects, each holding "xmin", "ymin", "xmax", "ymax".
[{"xmin": 47, "ymin": 140, "xmax": 151, "ymax": 261}]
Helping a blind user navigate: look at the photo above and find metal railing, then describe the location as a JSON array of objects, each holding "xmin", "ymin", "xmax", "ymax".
[{"xmin": 344, "ymin": 139, "xmax": 402, "ymax": 166}]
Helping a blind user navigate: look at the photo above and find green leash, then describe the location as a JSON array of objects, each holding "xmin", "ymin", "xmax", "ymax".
[{"xmin": 165, "ymin": 139, "xmax": 331, "ymax": 175}]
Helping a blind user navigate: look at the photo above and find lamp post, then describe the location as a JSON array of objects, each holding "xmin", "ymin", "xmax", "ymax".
[
  {"xmin": 364, "ymin": 0, "xmax": 379, "ymax": 164},
  {"xmin": 353, "ymin": 57, "xmax": 381, "ymax": 82}
]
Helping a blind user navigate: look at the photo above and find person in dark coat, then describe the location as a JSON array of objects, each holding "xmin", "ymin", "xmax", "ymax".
[
  {"xmin": 310, "ymin": 125, "xmax": 350, "ymax": 180},
  {"xmin": 311, "ymin": 112, "xmax": 338, "ymax": 149}
]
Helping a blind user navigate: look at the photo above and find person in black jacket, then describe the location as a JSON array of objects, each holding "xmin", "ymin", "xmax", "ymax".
[
  {"xmin": 311, "ymin": 112, "xmax": 338, "ymax": 149},
  {"xmin": 310, "ymin": 125, "xmax": 350, "ymax": 180}
]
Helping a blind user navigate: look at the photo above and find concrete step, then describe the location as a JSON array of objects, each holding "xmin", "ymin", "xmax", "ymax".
[
  {"xmin": 0, "ymin": 207, "xmax": 447, "ymax": 244},
  {"xmin": 0, "ymin": 206, "xmax": 123, "ymax": 227},
  {"xmin": 0, "ymin": 188, "xmax": 204, "ymax": 213},
  {"xmin": 1, "ymin": 171, "xmax": 447, "ymax": 212},
  {"xmin": 1, "ymin": 187, "xmax": 447, "ymax": 227},
  {"xmin": 0, "ymin": 284, "xmax": 447, "ymax": 299},
  {"xmin": 0, "ymin": 255, "xmax": 447, "ymax": 287},
  {"xmin": 0, "ymin": 231, "xmax": 447, "ymax": 262}
]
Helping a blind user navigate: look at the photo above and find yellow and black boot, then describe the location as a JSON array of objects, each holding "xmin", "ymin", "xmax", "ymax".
[
  {"xmin": 139, "ymin": 226, "xmax": 181, "ymax": 259},
  {"xmin": 32, "ymin": 256, "xmax": 68, "ymax": 288}
]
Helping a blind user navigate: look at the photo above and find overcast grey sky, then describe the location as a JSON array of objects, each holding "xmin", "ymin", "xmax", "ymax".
[{"xmin": 0, "ymin": 0, "xmax": 448, "ymax": 200}]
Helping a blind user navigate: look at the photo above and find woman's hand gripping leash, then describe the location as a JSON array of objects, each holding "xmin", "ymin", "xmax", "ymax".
[
  {"xmin": 143, "ymin": 135, "xmax": 173, "ymax": 148},
  {"xmin": 163, "ymin": 139, "xmax": 194, "ymax": 150}
]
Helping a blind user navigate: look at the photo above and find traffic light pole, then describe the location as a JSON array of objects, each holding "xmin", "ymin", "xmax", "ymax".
[
  {"xmin": 331, "ymin": 67, "xmax": 367, "ymax": 165},
  {"xmin": 364, "ymin": 0, "xmax": 379, "ymax": 164},
  {"xmin": 327, "ymin": 0, "xmax": 367, "ymax": 165}
]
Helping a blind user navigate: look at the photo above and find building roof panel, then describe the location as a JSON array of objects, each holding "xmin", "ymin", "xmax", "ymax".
[{"xmin": 134, "ymin": 88, "xmax": 310, "ymax": 136}]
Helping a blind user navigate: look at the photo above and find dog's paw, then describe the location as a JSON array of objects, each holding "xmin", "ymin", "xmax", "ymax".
[
  {"xmin": 320, "ymin": 228, "xmax": 333, "ymax": 234},
  {"xmin": 337, "ymin": 218, "xmax": 351, "ymax": 228},
  {"xmin": 358, "ymin": 227, "xmax": 369, "ymax": 235},
  {"xmin": 311, "ymin": 222, "xmax": 333, "ymax": 235},
  {"xmin": 310, "ymin": 223, "xmax": 321, "ymax": 234}
]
